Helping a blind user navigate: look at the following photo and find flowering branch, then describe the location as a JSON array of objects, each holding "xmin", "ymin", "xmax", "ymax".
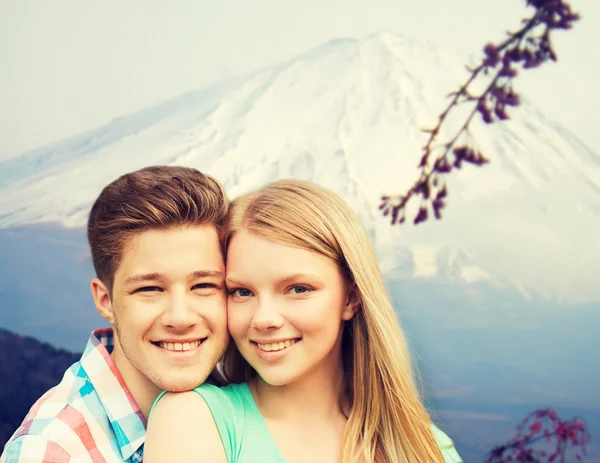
[
  {"xmin": 485, "ymin": 408, "xmax": 591, "ymax": 462},
  {"xmin": 379, "ymin": 0, "xmax": 580, "ymax": 225}
]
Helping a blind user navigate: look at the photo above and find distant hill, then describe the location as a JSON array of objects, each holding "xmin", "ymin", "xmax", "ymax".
[
  {"xmin": 0, "ymin": 327, "xmax": 597, "ymax": 461},
  {"xmin": 0, "ymin": 328, "xmax": 80, "ymax": 450}
]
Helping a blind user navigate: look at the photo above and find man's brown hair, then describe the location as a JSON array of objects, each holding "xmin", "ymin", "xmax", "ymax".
[{"xmin": 87, "ymin": 165, "xmax": 228, "ymax": 293}]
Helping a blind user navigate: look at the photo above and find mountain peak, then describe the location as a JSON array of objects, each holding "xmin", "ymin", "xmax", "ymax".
[{"xmin": 0, "ymin": 31, "xmax": 598, "ymax": 301}]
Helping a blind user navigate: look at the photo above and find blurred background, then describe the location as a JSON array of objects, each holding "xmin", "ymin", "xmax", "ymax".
[{"xmin": 1, "ymin": 1, "xmax": 598, "ymax": 460}]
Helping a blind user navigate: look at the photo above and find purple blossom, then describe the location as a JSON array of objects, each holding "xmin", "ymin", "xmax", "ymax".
[
  {"xmin": 380, "ymin": 0, "xmax": 580, "ymax": 226},
  {"xmin": 486, "ymin": 408, "xmax": 590, "ymax": 463}
]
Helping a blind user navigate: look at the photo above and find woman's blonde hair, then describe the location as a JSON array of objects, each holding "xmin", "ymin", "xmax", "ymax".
[{"xmin": 221, "ymin": 179, "xmax": 444, "ymax": 463}]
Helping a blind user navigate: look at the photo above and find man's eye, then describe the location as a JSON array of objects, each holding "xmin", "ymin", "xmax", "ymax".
[
  {"xmin": 192, "ymin": 283, "xmax": 216, "ymax": 291},
  {"xmin": 135, "ymin": 286, "xmax": 162, "ymax": 293},
  {"xmin": 229, "ymin": 288, "xmax": 253, "ymax": 298}
]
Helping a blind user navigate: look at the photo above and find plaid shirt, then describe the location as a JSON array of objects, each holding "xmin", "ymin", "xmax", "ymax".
[{"xmin": 1, "ymin": 329, "xmax": 146, "ymax": 463}]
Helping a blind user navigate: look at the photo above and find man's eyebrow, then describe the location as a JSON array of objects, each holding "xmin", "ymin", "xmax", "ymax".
[
  {"xmin": 188, "ymin": 270, "xmax": 224, "ymax": 280},
  {"xmin": 125, "ymin": 270, "xmax": 224, "ymax": 285},
  {"xmin": 124, "ymin": 273, "xmax": 165, "ymax": 285}
]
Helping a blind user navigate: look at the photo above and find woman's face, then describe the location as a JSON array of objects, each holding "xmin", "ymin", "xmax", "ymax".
[{"xmin": 225, "ymin": 230, "xmax": 357, "ymax": 386}]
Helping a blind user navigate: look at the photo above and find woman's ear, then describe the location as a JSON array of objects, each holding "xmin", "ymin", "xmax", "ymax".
[
  {"xmin": 90, "ymin": 278, "xmax": 114, "ymax": 324},
  {"xmin": 342, "ymin": 285, "xmax": 361, "ymax": 321}
]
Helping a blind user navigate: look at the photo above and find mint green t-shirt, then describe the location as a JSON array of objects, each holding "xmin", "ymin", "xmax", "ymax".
[{"xmin": 153, "ymin": 382, "xmax": 463, "ymax": 462}]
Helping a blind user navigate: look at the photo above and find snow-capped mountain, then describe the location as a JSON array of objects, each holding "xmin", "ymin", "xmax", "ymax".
[{"xmin": 1, "ymin": 32, "xmax": 599, "ymax": 301}]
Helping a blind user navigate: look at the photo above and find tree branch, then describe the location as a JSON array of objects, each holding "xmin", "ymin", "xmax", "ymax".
[{"xmin": 380, "ymin": 0, "xmax": 580, "ymax": 225}]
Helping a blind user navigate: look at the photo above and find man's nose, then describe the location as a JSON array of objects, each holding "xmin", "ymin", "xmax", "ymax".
[{"xmin": 162, "ymin": 291, "xmax": 197, "ymax": 330}]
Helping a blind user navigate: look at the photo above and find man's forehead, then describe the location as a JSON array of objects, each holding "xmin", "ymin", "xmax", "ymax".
[
  {"xmin": 122, "ymin": 226, "xmax": 220, "ymax": 253},
  {"xmin": 114, "ymin": 226, "xmax": 224, "ymax": 279}
]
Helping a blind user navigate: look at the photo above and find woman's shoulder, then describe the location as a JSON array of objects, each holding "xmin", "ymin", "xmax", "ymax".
[
  {"xmin": 187, "ymin": 383, "xmax": 252, "ymax": 462},
  {"xmin": 145, "ymin": 389, "xmax": 227, "ymax": 462},
  {"xmin": 431, "ymin": 423, "xmax": 463, "ymax": 463},
  {"xmin": 191, "ymin": 382, "xmax": 259, "ymax": 431},
  {"xmin": 193, "ymin": 382, "xmax": 250, "ymax": 407}
]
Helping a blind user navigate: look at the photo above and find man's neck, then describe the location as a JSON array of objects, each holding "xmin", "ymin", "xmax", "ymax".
[{"xmin": 110, "ymin": 348, "xmax": 162, "ymax": 420}]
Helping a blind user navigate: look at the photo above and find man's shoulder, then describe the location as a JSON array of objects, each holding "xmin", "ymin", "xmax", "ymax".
[
  {"xmin": 1, "ymin": 434, "xmax": 71, "ymax": 462},
  {"xmin": 17, "ymin": 361, "xmax": 93, "ymax": 424},
  {"xmin": 1, "ymin": 362, "xmax": 116, "ymax": 461}
]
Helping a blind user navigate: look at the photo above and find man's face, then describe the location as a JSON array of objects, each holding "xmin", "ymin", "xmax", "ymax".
[{"xmin": 95, "ymin": 225, "xmax": 228, "ymax": 402}]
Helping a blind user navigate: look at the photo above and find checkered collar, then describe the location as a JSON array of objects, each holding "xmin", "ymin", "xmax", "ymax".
[{"xmin": 80, "ymin": 328, "xmax": 146, "ymax": 461}]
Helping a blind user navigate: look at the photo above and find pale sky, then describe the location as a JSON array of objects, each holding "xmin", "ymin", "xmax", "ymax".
[{"xmin": 0, "ymin": 0, "xmax": 597, "ymax": 162}]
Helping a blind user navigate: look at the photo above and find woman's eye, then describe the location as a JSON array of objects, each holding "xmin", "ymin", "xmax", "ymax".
[
  {"xmin": 229, "ymin": 288, "xmax": 253, "ymax": 298},
  {"xmin": 289, "ymin": 285, "xmax": 311, "ymax": 295}
]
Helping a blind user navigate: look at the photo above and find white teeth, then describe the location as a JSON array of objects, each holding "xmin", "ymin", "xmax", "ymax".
[
  {"xmin": 257, "ymin": 339, "xmax": 298, "ymax": 352},
  {"xmin": 159, "ymin": 340, "xmax": 201, "ymax": 351}
]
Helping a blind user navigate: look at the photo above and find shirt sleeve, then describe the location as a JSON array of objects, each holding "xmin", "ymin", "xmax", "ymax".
[
  {"xmin": 431, "ymin": 423, "xmax": 463, "ymax": 463},
  {"xmin": 1, "ymin": 434, "xmax": 71, "ymax": 463}
]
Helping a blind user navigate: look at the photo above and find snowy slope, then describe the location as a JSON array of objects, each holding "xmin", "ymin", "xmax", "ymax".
[{"xmin": 1, "ymin": 32, "xmax": 599, "ymax": 301}]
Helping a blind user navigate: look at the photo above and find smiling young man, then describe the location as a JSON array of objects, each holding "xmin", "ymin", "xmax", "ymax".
[{"xmin": 1, "ymin": 166, "xmax": 230, "ymax": 463}]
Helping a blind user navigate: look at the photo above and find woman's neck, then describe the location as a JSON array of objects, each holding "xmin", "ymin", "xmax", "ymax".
[{"xmin": 251, "ymin": 355, "xmax": 348, "ymax": 422}]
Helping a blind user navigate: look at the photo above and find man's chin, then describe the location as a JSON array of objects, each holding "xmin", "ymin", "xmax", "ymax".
[
  {"xmin": 157, "ymin": 377, "xmax": 208, "ymax": 392},
  {"xmin": 163, "ymin": 384, "xmax": 200, "ymax": 392}
]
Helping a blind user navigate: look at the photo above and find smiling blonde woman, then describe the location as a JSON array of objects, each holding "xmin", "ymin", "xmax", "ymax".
[{"xmin": 145, "ymin": 179, "xmax": 462, "ymax": 463}]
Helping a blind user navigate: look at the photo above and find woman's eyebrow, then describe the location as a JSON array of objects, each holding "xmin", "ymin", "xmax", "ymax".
[{"xmin": 225, "ymin": 277, "xmax": 245, "ymax": 287}]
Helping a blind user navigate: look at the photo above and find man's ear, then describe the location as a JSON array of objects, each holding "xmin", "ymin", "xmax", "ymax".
[
  {"xmin": 91, "ymin": 278, "xmax": 114, "ymax": 324},
  {"xmin": 342, "ymin": 285, "xmax": 361, "ymax": 321}
]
